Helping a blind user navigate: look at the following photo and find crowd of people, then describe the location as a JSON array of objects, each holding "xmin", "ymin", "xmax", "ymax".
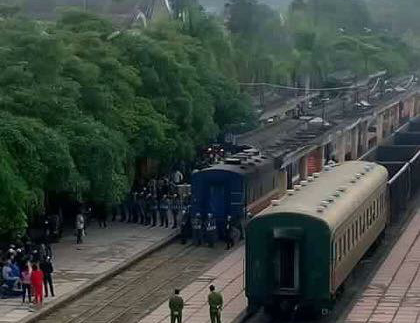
[
  {"xmin": 1, "ymin": 242, "xmax": 55, "ymax": 306},
  {"xmin": 75, "ymin": 173, "xmax": 241, "ymax": 251},
  {"xmin": 74, "ymin": 174, "xmax": 192, "ymax": 245}
]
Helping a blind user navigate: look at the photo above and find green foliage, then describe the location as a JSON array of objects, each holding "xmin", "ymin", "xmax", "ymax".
[
  {"xmin": 0, "ymin": 8, "xmax": 254, "ymax": 234},
  {"xmin": 226, "ymin": 0, "xmax": 417, "ymax": 87}
]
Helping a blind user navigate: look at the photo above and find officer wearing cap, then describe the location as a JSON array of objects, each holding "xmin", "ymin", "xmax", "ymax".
[
  {"xmin": 169, "ymin": 289, "xmax": 184, "ymax": 323},
  {"xmin": 206, "ymin": 213, "xmax": 217, "ymax": 248},
  {"xmin": 191, "ymin": 213, "xmax": 202, "ymax": 246},
  {"xmin": 208, "ymin": 285, "xmax": 223, "ymax": 323}
]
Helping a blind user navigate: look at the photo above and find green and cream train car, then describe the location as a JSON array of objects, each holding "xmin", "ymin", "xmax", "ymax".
[{"xmin": 245, "ymin": 161, "xmax": 389, "ymax": 315}]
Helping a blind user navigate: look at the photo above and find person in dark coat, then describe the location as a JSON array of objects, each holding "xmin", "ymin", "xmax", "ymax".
[
  {"xmin": 138, "ymin": 192, "xmax": 146, "ymax": 225},
  {"xmin": 171, "ymin": 194, "xmax": 181, "ymax": 229},
  {"xmin": 97, "ymin": 203, "xmax": 107, "ymax": 228},
  {"xmin": 191, "ymin": 213, "xmax": 202, "ymax": 246},
  {"xmin": 160, "ymin": 194, "xmax": 170, "ymax": 228},
  {"xmin": 145, "ymin": 193, "xmax": 153, "ymax": 225},
  {"xmin": 111, "ymin": 204, "xmax": 119, "ymax": 222},
  {"xmin": 180, "ymin": 208, "xmax": 190, "ymax": 244},
  {"xmin": 225, "ymin": 215, "xmax": 234, "ymax": 250},
  {"xmin": 151, "ymin": 195, "xmax": 158, "ymax": 227},
  {"xmin": 40, "ymin": 256, "xmax": 55, "ymax": 297},
  {"xmin": 206, "ymin": 214, "xmax": 217, "ymax": 248}
]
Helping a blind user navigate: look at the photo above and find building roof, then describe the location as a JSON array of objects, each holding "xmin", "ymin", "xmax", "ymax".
[{"xmin": 254, "ymin": 161, "xmax": 388, "ymax": 232}]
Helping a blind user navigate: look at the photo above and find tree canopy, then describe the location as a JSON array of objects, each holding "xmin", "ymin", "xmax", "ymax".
[{"xmin": 0, "ymin": 7, "xmax": 254, "ymax": 237}]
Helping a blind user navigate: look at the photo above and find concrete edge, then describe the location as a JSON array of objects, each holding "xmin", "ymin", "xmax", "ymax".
[{"xmin": 18, "ymin": 230, "xmax": 180, "ymax": 323}]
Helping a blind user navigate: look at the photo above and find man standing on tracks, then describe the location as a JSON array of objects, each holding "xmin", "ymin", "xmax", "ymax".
[
  {"xmin": 208, "ymin": 285, "xmax": 223, "ymax": 323},
  {"xmin": 169, "ymin": 289, "xmax": 184, "ymax": 323},
  {"xmin": 192, "ymin": 212, "xmax": 202, "ymax": 246}
]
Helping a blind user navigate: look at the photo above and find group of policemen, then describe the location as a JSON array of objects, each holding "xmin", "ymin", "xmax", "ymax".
[
  {"xmin": 190, "ymin": 213, "xmax": 236, "ymax": 250},
  {"xmin": 111, "ymin": 181, "xmax": 190, "ymax": 230},
  {"xmin": 169, "ymin": 285, "xmax": 223, "ymax": 323},
  {"xmin": 108, "ymin": 177, "xmax": 241, "ymax": 250}
]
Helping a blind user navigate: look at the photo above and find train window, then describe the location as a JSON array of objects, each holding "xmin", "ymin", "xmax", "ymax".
[
  {"xmin": 351, "ymin": 224, "xmax": 355, "ymax": 246},
  {"xmin": 372, "ymin": 203, "xmax": 375, "ymax": 220},
  {"xmin": 372, "ymin": 204, "xmax": 375, "ymax": 222}
]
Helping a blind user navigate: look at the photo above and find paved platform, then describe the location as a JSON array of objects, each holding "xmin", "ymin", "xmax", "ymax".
[
  {"xmin": 345, "ymin": 210, "xmax": 420, "ymax": 323},
  {"xmin": 138, "ymin": 246, "xmax": 246, "ymax": 323},
  {"xmin": 0, "ymin": 222, "xmax": 177, "ymax": 323}
]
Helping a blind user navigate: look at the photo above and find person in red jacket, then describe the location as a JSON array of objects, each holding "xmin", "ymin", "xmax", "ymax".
[{"xmin": 31, "ymin": 264, "xmax": 44, "ymax": 306}]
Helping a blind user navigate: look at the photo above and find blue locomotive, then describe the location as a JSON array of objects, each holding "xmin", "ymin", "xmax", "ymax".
[{"xmin": 191, "ymin": 149, "xmax": 282, "ymax": 230}]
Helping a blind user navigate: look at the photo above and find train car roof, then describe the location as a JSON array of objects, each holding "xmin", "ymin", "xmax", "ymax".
[
  {"xmin": 196, "ymin": 156, "xmax": 275, "ymax": 176},
  {"xmin": 255, "ymin": 161, "xmax": 388, "ymax": 231}
]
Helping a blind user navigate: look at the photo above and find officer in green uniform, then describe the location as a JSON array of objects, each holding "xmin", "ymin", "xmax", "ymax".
[
  {"xmin": 169, "ymin": 289, "xmax": 184, "ymax": 323},
  {"xmin": 208, "ymin": 285, "xmax": 223, "ymax": 323}
]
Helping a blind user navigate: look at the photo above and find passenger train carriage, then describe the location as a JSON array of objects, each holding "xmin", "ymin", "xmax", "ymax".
[{"xmin": 245, "ymin": 161, "xmax": 389, "ymax": 315}]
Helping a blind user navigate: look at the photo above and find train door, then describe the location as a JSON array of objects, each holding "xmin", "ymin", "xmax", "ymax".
[
  {"xmin": 272, "ymin": 238, "xmax": 300, "ymax": 293},
  {"xmin": 208, "ymin": 183, "xmax": 226, "ymax": 218}
]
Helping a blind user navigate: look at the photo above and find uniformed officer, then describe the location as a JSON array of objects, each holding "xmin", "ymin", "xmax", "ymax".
[
  {"xmin": 208, "ymin": 285, "xmax": 223, "ymax": 323},
  {"xmin": 225, "ymin": 215, "xmax": 234, "ymax": 250},
  {"xmin": 145, "ymin": 193, "xmax": 153, "ymax": 225},
  {"xmin": 169, "ymin": 289, "xmax": 184, "ymax": 323},
  {"xmin": 192, "ymin": 213, "xmax": 202, "ymax": 246},
  {"xmin": 151, "ymin": 195, "xmax": 158, "ymax": 226},
  {"xmin": 160, "ymin": 194, "xmax": 170, "ymax": 228},
  {"xmin": 138, "ymin": 192, "xmax": 146, "ymax": 224},
  {"xmin": 180, "ymin": 209, "xmax": 189, "ymax": 244},
  {"xmin": 206, "ymin": 213, "xmax": 217, "ymax": 248},
  {"xmin": 171, "ymin": 194, "xmax": 181, "ymax": 229}
]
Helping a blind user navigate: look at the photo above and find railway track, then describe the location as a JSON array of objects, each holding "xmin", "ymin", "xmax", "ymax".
[{"xmin": 38, "ymin": 241, "xmax": 231, "ymax": 323}]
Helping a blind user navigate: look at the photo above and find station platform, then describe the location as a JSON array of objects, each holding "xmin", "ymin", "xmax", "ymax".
[
  {"xmin": 138, "ymin": 246, "xmax": 246, "ymax": 323},
  {"xmin": 0, "ymin": 222, "xmax": 177, "ymax": 323},
  {"xmin": 345, "ymin": 210, "xmax": 420, "ymax": 323}
]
